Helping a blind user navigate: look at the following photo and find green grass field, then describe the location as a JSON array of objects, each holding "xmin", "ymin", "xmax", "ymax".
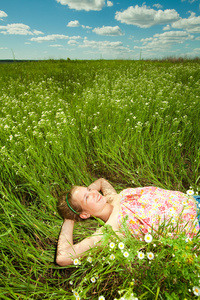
[{"xmin": 0, "ymin": 60, "xmax": 200, "ymax": 299}]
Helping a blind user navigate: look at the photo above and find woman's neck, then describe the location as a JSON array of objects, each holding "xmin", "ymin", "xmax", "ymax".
[{"xmin": 97, "ymin": 203, "xmax": 114, "ymax": 222}]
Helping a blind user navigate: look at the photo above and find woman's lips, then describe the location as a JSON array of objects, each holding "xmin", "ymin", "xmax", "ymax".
[{"xmin": 97, "ymin": 194, "xmax": 102, "ymax": 202}]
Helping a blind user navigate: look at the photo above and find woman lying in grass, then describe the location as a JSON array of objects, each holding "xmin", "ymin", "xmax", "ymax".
[{"xmin": 56, "ymin": 178, "xmax": 199, "ymax": 266}]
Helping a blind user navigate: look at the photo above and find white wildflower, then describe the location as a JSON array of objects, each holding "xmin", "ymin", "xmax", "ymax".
[
  {"xmin": 144, "ymin": 233, "xmax": 153, "ymax": 243},
  {"xmin": 138, "ymin": 252, "xmax": 144, "ymax": 260},
  {"xmin": 109, "ymin": 242, "xmax": 115, "ymax": 249},
  {"xmin": 193, "ymin": 286, "xmax": 200, "ymax": 296},
  {"xmin": 123, "ymin": 251, "xmax": 129, "ymax": 258},
  {"xmin": 118, "ymin": 242, "xmax": 124, "ymax": 250},
  {"xmin": 187, "ymin": 189, "xmax": 194, "ymax": 196},
  {"xmin": 147, "ymin": 252, "xmax": 154, "ymax": 260}
]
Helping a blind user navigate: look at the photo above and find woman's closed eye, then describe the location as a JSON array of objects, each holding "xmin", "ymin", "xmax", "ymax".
[
  {"xmin": 85, "ymin": 187, "xmax": 91, "ymax": 201},
  {"xmin": 85, "ymin": 191, "xmax": 90, "ymax": 201}
]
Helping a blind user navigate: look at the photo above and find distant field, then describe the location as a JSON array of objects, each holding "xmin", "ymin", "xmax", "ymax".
[{"xmin": 0, "ymin": 60, "xmax": 199, "ymax": 299}]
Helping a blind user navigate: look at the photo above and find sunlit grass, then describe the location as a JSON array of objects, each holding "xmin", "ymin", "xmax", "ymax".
[{"xmin": 0, "ymin": 59, "xmax": 199, "ymax": 299}]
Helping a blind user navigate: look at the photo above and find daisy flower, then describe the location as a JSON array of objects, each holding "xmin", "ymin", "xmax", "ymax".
[
  {"xmin": 73, "ymin": 290, "xmax": 79, "ymax": 297},
  {"xmin": 187, "ymin": 189, "xmax": 194, "ymax": 196},
  {"xmin": 193, "ymin": 286, "xmax": 200, "ymax": 296},
  {"xmin": 87, "ymin": 256, "xmax": 92, "ymax": 263},
  {"xmin": 138, "ymin": 252, "xmax": 144, "ymax": 260},
  {"xmin": 109, "ymin": 253, "xmax": 115, "ymax": 260},
  {"xmin": 118, "ymin": 242, "xmax": 125, "ymax": 250},
  {"xmin": 73, "ymin": 258, "xmax": 81, "ymax": 266},
  {"xmin": 109, "ymin": 242, "xmax": 115, "ymax": 249},
  {"xmin": 144, "ymin": 233, "xmax": 152, "ymax": 243},
  {"xmin": 123, "ymin": 251, "xmax": 129, "ymax": 258},
  {"xmin": 147, "ymin": 252, "xmax": 154, "ymax": 260},
  {"xmin": 91, "ymin": 277, "xmax": 96, "ymax": 283},
  {"xmin": 98, "ymin": 296, "xmax": 105, "ymax": 300}
]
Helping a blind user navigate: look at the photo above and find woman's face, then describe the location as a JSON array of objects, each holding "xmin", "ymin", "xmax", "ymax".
[{"xmin": 72, "ymin": 186, "xmax": 107, "ymax": 216}]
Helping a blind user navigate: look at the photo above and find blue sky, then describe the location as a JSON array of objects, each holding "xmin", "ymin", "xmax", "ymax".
[{"xmin": 0, "ymin": 0, "xmax": 200, "ymax": 60}]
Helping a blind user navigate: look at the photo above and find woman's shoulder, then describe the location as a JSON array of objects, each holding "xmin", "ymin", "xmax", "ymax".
[
  {"xmin": 106, "ymin": 193, "xmax": 121, "ymax": 204},
  {"xmin": 119, "ymin": 187, "xmax": 142, "ymax": 196}
]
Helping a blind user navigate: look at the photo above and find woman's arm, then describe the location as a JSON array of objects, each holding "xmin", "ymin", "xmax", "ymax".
[
  {"xmin": 88, "ymin": 178, "xmax": 117, "ymax": 197},
  {"xmin": 56, "ymin": 219, "xmax": 103, "ymax": 266}
]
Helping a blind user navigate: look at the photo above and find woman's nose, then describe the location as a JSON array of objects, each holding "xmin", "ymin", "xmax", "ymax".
[{"xmin": 89, "ymin": 190, "xmax": 97, "ymax": 199}]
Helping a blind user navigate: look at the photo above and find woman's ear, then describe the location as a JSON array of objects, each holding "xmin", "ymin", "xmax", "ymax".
[{"xmin": 80, "ymin": 212, "xmax": 91, "ymax": 219}]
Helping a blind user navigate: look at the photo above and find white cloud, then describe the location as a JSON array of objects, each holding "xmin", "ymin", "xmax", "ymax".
[
  {"xmin": 107, "ymin": 1, "xmax": 113, "ymax": 7},
  {"xmin": 153, "ymin": 4, "xmax": 163, "ymax": 9},
  {"xmin": 172, "ymin": 12, "xmax": 200, "ymax": 33},
  {"xmin": 30, "ymin": 34, "xmax": 69, "ymax": 42},
  {"xmin": 0, "ymin": 47, "xmax": 8, "ymax": 50},
  {"xmin": 79, "ymin": 39, "xmax": 133, "ymax": 57},
  {"xmin": 49, "ymin": 44, "xmax": 64, "ymax": 47},
  {"xmin": 136, "ymin": 31, "xmax": 194, "ymax": 52},
  {"xmin": 70, "ymin": 35, "xmax": 82, "ymax": 39},
  {"xmin": 163, "ymin": 25, "xmax": 171, "ymax": 30},
  {"xmin": 56, "ymin": 0, "xmax": 105, "ymax": 11},
  {"xmin": 93, "ymin": 25, "xmax": 123, "ymax": 36},
  {"xmin": 154, "ymin": 30, "xmax": 194, "ymax": 41},
  {"xmin": 115, "ymin": 5, "xmax": 180, "ymax": 28},
  {"xmin": 79, "ymin": 39, "xmax": 132, "ymax": 52},
  {"xmin": 33, "ymin": 30, "xmax": 44, "ymax": 35},
  {"xmin": 67, "ymin": 20, "xmax": 92, "ymax": 29},
  {"xmin": 82, "ymin": 25, "xmax": 92, "ymax": 29},
  {"xmin": 67, "ymin": 20, "xmax": 80, "ymax": 27},
  {"xmin": 30, "ymin": 34, "xmax": 81, "ymax": 42},
  {"xmin": 0, "ymin": 10, "xmax": 8, "ymax": 19},
  {"xmin": 0, "ymin": 24, "xmax": 32, "ymax": 35},
  {"xmin": 79, "ymin": 39, "xmax": 123, "ymax": 49},
  {"xmin": 181, "ymin": 0, "xmax": 197, "ymax": 3},
  {"xmin": 0, "ymin": 23, "xmax": 44, "ymax": 35},
  {"xmin": 68, "ymin": 40, "xmax": 79, "ymax": 45}
]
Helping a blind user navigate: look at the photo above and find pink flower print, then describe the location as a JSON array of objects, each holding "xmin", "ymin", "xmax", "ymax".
[
  {"xmin": 165, "ymin": 201, "xmax": 173, "ymax": 208},
  {"xmin": 159, "ymin": 206, "xmax": 166, "ymax": 213}
]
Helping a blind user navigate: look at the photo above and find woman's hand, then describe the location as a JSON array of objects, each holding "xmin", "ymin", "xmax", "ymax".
[{"xmin": 88, "ymin": 178, "xmax": 117, "ymax": 197}]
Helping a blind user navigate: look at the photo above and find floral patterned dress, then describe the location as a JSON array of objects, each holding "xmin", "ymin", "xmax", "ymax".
[{"xmin": 118, "ymin": 187, "xmax": 199, "ymax": 238}]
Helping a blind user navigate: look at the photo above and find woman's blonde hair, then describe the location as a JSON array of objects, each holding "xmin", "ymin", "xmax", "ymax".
[{"xmin": 57, "ymin": 186, "xmax": 83, "ymax": 221}]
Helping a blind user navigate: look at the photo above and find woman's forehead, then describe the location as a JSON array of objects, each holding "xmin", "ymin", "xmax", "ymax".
[{"xmin": 73, "ymin": 186, "xmax": 87, "ymax": 198}]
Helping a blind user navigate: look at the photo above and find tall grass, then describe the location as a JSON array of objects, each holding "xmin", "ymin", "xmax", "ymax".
[{"xmin": 0, "ymin": 60, "xmax": 199, "ymax": 299}]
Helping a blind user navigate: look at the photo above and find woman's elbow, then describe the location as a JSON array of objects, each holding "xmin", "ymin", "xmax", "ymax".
[{"xmin": 56, "ymin": 255, "xmax": 72, "ymax": 266}]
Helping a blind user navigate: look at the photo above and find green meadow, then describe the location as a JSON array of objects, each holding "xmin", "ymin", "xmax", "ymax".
[{"xmin": 0, "ymin": 60, "xmax": 200, "ymax": 299}]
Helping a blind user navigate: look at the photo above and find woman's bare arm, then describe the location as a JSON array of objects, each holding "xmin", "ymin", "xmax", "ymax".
[
  {"xmin": 56, "ymin": 219, "xmax": 103, "ymax": 266},
  {"xmin": 88, "ymin": 178, "xmax": 117, "ymax": 197}
]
